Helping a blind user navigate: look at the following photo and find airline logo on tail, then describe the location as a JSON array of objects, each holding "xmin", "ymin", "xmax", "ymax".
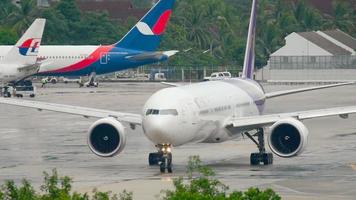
[
  {"xmin": 136, "ymin": 10, "xmax": 172, "ymax": 36},
  {"xmin": 18, "ymin": 38, "xmax": 41, "ymax": 56}
]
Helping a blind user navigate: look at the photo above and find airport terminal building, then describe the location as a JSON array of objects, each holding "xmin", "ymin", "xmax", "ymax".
[{"xmin": 257, "ymin": 30, "xmax": 356, "ymax": 82}]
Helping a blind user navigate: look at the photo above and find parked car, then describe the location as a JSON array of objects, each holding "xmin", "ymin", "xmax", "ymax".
[{"xmin": 203, "ymin": 72, "xmax": 232, "ymax": 81}]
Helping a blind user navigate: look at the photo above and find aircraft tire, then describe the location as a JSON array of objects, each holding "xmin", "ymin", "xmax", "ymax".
[
  {"xmin": 160, "ymin": 162, "xmax": 166, "ymax": 173},
  {"xmin": 263, "ymin": 153, "xmax": 273, "ymax": 165},
  {"xmin": 148, "ymin": 153, "xmax": 161, "ymax": 166},
  {"xmin": 250, "ymin": 153, "xmax": 260, "ymax": 166}
]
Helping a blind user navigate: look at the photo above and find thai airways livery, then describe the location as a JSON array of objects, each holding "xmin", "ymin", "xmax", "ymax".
[
  {"xmin": 0, "ymin": 19, "xmax": 46, "ymax": 84},
  {"xmin": 0, "ymin": 0, "xmax": 177, "ymax": 86},
  {"xmin": 1, "ymin": 0, "xmax": 356, "ymax": 174}
]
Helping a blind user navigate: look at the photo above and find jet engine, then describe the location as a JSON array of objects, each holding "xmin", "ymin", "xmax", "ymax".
[
  {"xmin": 268, "ymin": 118, "xmax": 309, "ymax": 158},
  {"xmin": 87, "ymin": 117, "xmax": 126, "ymax": 157}
]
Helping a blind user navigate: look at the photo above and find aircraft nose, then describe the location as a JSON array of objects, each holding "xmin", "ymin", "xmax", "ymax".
[{"xmin": 143, "ymin": 117, "xmax": 175, "ymax": 144}]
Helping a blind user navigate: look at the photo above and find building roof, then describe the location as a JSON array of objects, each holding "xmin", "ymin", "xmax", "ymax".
[
  {"xmin": 297, "ymin": 32, "xmax": 352, "ymax": 55},
  {"xmin": 322, "ymin": 30, "xmax": 356, "ymax": 50},
  {"xmin": 296, "ymin": 0, "xmax": 356, "ymax": 15},
  {"xmin": 76, "ymin": 0, "xmax": 148, "ymax": 21}
]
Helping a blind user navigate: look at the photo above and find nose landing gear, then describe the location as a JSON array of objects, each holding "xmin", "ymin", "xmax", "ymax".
[{"xmin": 148, "ymin": 144, "xmax": 173, "ymax": 173}]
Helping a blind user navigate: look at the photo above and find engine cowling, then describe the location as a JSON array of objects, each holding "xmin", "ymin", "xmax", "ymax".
[
  {"xmin": 87, "ymin": 118, "xmax": 126, "ymax": 157},
  {"xmin": 268, "ymin": 118, "xmax": 309, "ymax": 158}
]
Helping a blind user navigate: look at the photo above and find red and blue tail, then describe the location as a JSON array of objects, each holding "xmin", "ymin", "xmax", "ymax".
[{"xmin": 115, "ymin": 0, "xmax": 175, "ymax": 51}]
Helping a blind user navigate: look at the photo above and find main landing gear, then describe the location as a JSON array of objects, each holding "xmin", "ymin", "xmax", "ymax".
[
  {"xmin": 244, "ymin": 128, "xmax": 273, "ymax": 166},
  {"xmin": 84, "ymin": 72, "xmax": 99, "ymax": 88},
  {"xmin": 148, "ymin": 144, "xmax": 173, "ymax": 173}
]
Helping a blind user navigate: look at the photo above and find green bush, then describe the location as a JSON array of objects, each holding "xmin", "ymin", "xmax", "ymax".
[
  {"xmin": 0, "ymin": 158, "xmax": 280, "ymax": 200},
  {"xmin": 161, "ymin": 156, "xmax": 281, "ymax": 200},
  {"xmin": 0, "ymin": 169, "xmax": 131, "ymax": 200}
]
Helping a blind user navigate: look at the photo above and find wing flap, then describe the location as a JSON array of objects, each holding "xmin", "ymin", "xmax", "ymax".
[{"xmin": 0, "ymin": 98, "xmax": 142, "ymax": 125}]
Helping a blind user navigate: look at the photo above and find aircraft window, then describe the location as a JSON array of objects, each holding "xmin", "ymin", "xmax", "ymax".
[
  {"xmin": 159, "ymin": 109, "xmax": 178, "ymax": 116},
  {"xmin": 146, "ymin": 109, "xmax": 159, "ymax": 115},
  {"xmin": 146, "ymin": 109, "xmax": 178, "ymax": 116},
  {"xmin": 146, "ymin": 109, "xmax": 153, "ymax": 115}
]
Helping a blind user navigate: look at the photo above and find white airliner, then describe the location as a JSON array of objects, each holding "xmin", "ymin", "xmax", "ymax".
[
  {"xmin": 0, "ymin": 19, "xmax": 46, "ymax": 86},
  {"xmin": 0, "ymin": 0, "xmax": 176, "ymax": 88},
  {"xmin": 1, "ymin": 0, "xmax": 356, "ymax": 173}
]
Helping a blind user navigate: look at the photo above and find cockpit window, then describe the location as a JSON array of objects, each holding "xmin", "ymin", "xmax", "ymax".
[
  {"xmin": 146, "ymin": 109, "xmax": 178, "ymax": 116},
  {"xmin": 159, "ymin": 109, "xmax": 178, "ymax": 116}
]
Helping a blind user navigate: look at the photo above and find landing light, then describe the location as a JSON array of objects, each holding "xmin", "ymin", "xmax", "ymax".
[{"xmin": 166, "ymin": 147, "xmax": 171, "ymax": 153}]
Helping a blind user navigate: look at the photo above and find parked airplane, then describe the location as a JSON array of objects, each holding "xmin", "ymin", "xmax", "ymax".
[
  {"xmin": 1, "ymin": 0, "xmax": 356, "ymax": 173},
  {"xmin": 0, "ymin": 0, "xmax": 177, "ymax": 87},
  {"xmin": 0, "ymin": 19, "xmax": 46, "ymax": 97}
]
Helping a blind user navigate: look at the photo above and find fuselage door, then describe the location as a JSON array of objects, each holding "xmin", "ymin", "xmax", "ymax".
[{"xmin": 100, "ymin": 53, "xmax": 108, "ymax": 64}]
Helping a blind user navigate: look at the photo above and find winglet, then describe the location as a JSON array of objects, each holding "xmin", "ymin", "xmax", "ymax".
[
  {"xmin": 4, "ymin": 18, "xmax": 46, "ymax": 65},
  {"xmin": 241, "ymin": 0, "xmax": 258, "ymax": 79}
]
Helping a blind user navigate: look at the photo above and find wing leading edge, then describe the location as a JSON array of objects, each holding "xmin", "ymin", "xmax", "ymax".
[
  {"xmin": 265, "ymin": 82, "xmax": 354, "ymax": 99},
  {"xmin": 0, "ymin": 98, "xmax": 142, "ymax": 125},
  {"xmin": 225, "ymin": 106, "xmax": 356, "ymax": 131}
]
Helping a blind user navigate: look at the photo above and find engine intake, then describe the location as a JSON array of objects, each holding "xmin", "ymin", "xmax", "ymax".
[
  {"xmin": 268, "ymin": 118, "xmax": 309, "ymax": 158},
  {"xmin": 87, "ymin": 118, "xmax": 126, "ymax": 157}
]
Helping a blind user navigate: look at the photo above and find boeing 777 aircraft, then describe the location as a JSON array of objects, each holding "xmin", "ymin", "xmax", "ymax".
[
  {"xmin": 0, "ymin": 19, "xmax": 46, "ymax": 97},
  {"xmin": 1, "ymin": 0, "xmax": 356, "ymax": 173},
  {"xmin": 0, "ymin": 0, "xmax": 177, "ymax": 87}
]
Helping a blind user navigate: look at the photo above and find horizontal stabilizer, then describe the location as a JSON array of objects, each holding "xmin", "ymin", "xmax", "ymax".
[{"xmin": 125, "ymin": 50, "xmax": 178, "ymax": 62}]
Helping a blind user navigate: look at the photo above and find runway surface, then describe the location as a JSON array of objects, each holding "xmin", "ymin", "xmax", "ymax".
[{"xmin": 0, "ymin": 82, "xmax": 356, "ymax": 199}]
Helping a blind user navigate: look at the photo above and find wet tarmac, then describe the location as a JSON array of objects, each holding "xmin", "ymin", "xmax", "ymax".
[{"xmin": 0, "ymin": 82, "xmax": 356, "ymax": 199}]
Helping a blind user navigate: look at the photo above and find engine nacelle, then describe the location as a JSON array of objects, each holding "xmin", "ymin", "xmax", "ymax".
[
  {"xmin": 268, "ymin": 118, "xmax": 309, "ymax": 158},
  {"xmin": 87, "ymin": 118, "xmax": 126, "ymax": 157}
]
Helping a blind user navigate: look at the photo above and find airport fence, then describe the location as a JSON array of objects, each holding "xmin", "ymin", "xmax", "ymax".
[{"xmin": 118, "ymin": 66, "xmax": 242, "ymax": 82}]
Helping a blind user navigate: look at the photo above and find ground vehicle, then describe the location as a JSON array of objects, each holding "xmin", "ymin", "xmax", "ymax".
[
  {"xmin": 153, "ymin": 73, "xmax": 167, "ymax": 81},
  {"xmin": 203, "ymin": 71, "xmax": 232, "ymax": 81},
  {"xmin": 14, "ymin": 85, "xmax": 36, "ymax": 98},
  {"xmin": 41, "ymin": 77, "xmax": 58, "ymax": 84},
  {"xmin": 63, "ymin": 77, "xmax": 82, "ymax": 84},
  {"xmin": 1, "ymin": 86, "xmax": 14, "ymax": 98}
]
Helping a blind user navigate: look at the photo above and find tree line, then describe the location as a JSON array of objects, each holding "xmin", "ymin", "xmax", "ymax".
[{"xmin": 0, "ymin": 0, "xmax": 355, "ymax": 69}]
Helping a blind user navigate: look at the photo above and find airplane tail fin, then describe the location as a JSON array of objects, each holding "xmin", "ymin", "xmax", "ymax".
[
  {"xmin": 115, "ymin": 0, "xmax": 175, "ymax": 52},
  {"xmin": 4, "ymin": 18, "xmax": 46, "ymax": 65},
  {"xmin": 241, "ymin": 0, "xmax": 258, "ymax": 79}
]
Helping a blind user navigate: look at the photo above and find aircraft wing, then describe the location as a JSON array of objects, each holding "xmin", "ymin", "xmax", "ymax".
[
  {"xmin": 224, "ymin": 106, "xmax": 356, "ymax": 131},
  {"xmin": 265, "ymin": 82, "xmax": 354, "ymax": 99},
  {"xmin": 0, "ymin": 98, "xmax": 142, "ymax": 125}
]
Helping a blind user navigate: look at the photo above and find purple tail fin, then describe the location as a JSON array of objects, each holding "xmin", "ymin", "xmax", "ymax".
[{"xmin": 242, "ymin": 0, "xmax": 258, "ymax": 79}]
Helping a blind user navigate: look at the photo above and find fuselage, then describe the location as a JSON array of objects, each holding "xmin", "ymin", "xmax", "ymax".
[
  {"xmin": 142, "ymin": 78, "xmax": 266, "ymax": 146},
  {"xmin": 0, "ymin": 45, "xmax": 168, "ymax": 77}
]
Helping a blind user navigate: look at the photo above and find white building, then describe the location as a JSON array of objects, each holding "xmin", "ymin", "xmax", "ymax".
[{"xmin": 257, "ymin": 30, "xmax": 356, "ymax": 82}]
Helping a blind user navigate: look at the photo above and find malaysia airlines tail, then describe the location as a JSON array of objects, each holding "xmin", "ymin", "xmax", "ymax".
[
  {"xmin": 116, "ymin": 0, "xmax": 175, "ymax": 51},
  {"xmin": 241, "ymin": 0, "xmax": 257, "ymax": 79},
  {"xmin": 3, "ymin": 18, "xmax": 46, "ymax": 66}
]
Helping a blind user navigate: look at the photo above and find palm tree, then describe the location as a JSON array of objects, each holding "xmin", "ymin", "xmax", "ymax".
[
  {"xmin": 322, "ymin": 2, "xmax": 354, "ymax": 34},
  {"xmin": 175, "ymin": 0, "xmax": 211, "ymax": 49},
  {"xmin": 6, "ymin": 0, "xmax": 38, "ymax": 34}
]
